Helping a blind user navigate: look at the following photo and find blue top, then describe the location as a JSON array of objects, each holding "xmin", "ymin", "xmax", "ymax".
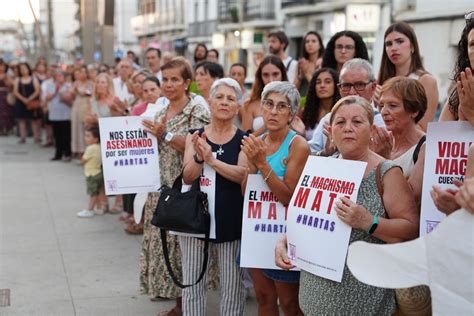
[{"xmin": 263, "ymin": 129, "xmax": 297, "ymax": 177}]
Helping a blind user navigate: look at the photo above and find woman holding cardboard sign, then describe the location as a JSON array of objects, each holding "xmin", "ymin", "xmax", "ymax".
[
  {"xmin": 276, "ymin": 96, "xmax": 419, "ymax": 315},
  {"xmin": 241, "ymin": 81, "xmax": 310, "ymax": 316}
]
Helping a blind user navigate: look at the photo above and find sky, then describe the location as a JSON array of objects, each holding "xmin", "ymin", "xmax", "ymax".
[{"xmin": 0, "ymin": 0, "xmax": 40, "ymax": 24}]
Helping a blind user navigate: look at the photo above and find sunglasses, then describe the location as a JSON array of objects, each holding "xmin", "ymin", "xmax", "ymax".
[{"xmin": 466, "ymin": 11, "xmax": 474, "ymax": 24}]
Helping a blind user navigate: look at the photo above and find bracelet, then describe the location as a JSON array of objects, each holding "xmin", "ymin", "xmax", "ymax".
[
  {"xmin": 263, "ymin": 169, "xmax": 273, "ymax": 182},
  {"xmin": 193, "ymin": 153, "xmax": 204, "ymax": 164}
]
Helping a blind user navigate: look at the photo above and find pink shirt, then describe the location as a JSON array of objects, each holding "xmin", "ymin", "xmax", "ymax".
[{"xmin": 131, "ymin": 102, "xmax": 148, "ymax": 116}]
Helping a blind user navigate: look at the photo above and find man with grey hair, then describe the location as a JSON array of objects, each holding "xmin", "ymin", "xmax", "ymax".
[
  {"xmin": 112, "ymin": 59, "xmax": 134, "ymax": 102},
  {"xmin": 308, "ymin": 58, "xmax": 385, "ymax": 154}
]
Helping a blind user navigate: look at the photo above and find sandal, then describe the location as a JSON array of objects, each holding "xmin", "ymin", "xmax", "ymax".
[
  {"xmin": 119, "ymin": 213, "xmax": 133, "ymax": 221},
  {"xmin": 125, "ymin": 223, "xmax": 144, "ymax": 235}
]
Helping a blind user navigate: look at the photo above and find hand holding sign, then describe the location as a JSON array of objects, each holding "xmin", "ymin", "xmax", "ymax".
[
  {"xmin": 143, "ymin": 117, "xmax": 166, "ymax": 141},
  {"xmin": 430, "ymin": 181, "xmax": 462, "ymax": 215},
  {"xmin": 335, "ymin": 196, "xmax": 373, "ymax": 230},
  {"xmin": 275, "ymin": 234, "xmax": 295, "ymax": 270}
]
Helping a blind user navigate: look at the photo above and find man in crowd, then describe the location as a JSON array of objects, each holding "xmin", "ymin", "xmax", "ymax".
[
  {"xmin": 309, "ymin": 58, "xmax": 385, "ymax": 155},
  {"xmin": 145, "ymin": 47, "xmax": 162, "ymax": 83},
  {"xmin": 112, "ymin": 59, "xmax": 134, "ymax": 102},
  {"xmin": 267, "ymin": 30, "xmax": 298, "ymax": 84}
]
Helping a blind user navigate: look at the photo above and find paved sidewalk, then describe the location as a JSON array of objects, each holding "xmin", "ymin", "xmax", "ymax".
[{"xmin": 0, "ymin": 136, "xmax": 258, "ymax": 315}]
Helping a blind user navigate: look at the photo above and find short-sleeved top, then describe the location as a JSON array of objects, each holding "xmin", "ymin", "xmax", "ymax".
[
  {"xmin": 193, "ymin": 127, "xmax": 246, "ymax": 243},
  {"xmin": 299, "ymin": 160, "xmax": 398, "ymax": 315},
  {"xmin": 47, "ymin": 82, "xmax": 72, "ymax": 121},
  {"xmin": 83, "ymin": 144, "xmax": 102, "ymax": 176}
]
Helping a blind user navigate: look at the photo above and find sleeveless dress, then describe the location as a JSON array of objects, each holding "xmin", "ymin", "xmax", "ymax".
[
  {"xmin": 260, "ymin": 129, "xmax": 300, "ymax": 283},
  {"xmin": 299, "ymin": 160, "xmax": 398, "ymax": 315},
  {"xmin": 15, "ymin": 78, "xmax": 41, "ymax": 119}
]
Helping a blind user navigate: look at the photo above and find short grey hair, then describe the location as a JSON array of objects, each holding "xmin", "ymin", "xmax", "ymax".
[
  {"xmin": 340, "ymin": 58, "xmax": 376, "ymax": 82},
  {"xmin": 261, "ymin": 81, "xmax": 300, "ymax": 115},
  {"xmin": 210, "ymin": 78, "xmax": 243, "ymax": 106}
]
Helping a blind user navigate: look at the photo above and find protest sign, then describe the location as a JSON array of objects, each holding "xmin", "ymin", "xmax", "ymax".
[
  {"xmin": 241, "ymin": 175, "xmax": 291, "ymax": 270},
  {"xmin": 99, "ymin": 116, "xmax": 160, "ymax": 195},
  {"xmin": 420, "ymin": 121, "xmax": 473, "ymax": 235},
  {"xmin": 287, "ymin": 156, "xmax": 366, "ymax": 282}
]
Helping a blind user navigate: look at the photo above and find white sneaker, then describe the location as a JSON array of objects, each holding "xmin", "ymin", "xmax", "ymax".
[{"xmin": 77, "ymin": 209, "xmax": 95, "ymax": 218}]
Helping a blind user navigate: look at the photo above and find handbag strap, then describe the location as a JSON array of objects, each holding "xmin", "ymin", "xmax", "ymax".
[
  {"xmin": 375, "ymin": 162, "xmax": 384, "ymax": 198},
  {"xmin": 159, "ymin": 204, "xmax": 210, "ymax": 288}
]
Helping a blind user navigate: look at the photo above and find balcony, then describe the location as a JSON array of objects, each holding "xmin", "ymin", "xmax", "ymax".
[
  {"xmin": 218, "ymin": 0, "xmax": 275, "ymax": 24},
  {"xmin": 188, "ymin": 20, "xmax": 218, "ymax": 38},
  {"xmin": 244, "ymin": 0, "xmax": 275, "ymax": 21},
  {"xmin": 281, "ymin": 0, "xmax": 322, "ymax": 9}
]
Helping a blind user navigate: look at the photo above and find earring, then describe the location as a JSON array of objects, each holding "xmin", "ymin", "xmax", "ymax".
[{"xmin": 370, "ymin": 137, "xmax": 374, "ymax": 142}]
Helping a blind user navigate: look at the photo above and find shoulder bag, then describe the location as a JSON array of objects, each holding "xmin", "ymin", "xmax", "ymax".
[
  {"xmin": 151, "ymin": 173, "xmax": 210, "ymax": 288},
  {"xmin": 375, "ymin": 163, "xmax": 432, "ymax": 316}
]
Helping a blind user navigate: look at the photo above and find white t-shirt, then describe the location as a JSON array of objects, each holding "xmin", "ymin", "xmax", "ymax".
[
  {"xmin": 283, "ymin": 56, "xmax": 298, "ymax": 84},
  {"xmin": 112, "ymin": 77, "xmax": 133, "ymax": 102}
]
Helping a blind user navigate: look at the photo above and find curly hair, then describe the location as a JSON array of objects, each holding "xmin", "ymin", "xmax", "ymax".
[
  {"xmin": 302, "ymin": 68, "xmax": 340, "ymax": 130},
  {"xmin": 247, "ymin": 55, "xmax": 288, "ymax": 105},
  {"xmin": 322, "ymin": 31, "xmax": 368, "ymax": 71},
  {"xmin": 448, "ymin": 21, "xmax": 474, "ymax": 117}
]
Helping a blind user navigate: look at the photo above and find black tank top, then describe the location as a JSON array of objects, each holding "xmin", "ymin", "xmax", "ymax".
[{"xmin": 193, "ymin": 127, "xmax": 247, "ymax": 243}]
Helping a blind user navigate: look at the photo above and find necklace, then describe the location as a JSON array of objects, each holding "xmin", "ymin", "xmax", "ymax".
[{"xmin": 216, "ymin": 144, "xmax": 224, "ymax": 156}]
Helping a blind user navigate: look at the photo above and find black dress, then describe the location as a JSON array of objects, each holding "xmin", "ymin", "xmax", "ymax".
[
  {"xmin": 193, "ymin": 127, "xmax": 246, "ymax": 243},
  {"xmin": 15, "ymin": 78, "xmax": 41, "ymax": 119}
]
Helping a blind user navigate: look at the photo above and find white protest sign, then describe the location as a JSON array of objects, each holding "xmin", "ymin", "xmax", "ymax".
[
  {"xmin": 287, "ymin": 156, "xmax": 366, "ymax": 282},
  {"xmin": 241, "ymin": 174, "xmax": 291, "ymax": 270},
  {"xmin": 99, "ymin": 116, "xmax": 160, "ymax": 195},
  {"xmin": 347, "ymin": 209, "xmax": 474, "ymax": 315},
  {"xmin": 420, "ymin": 121, "xmax": 473, "ymax": 235},
  {"xmin": 170, "ymin": 154, "xmax": 217, "ymax": 239}
]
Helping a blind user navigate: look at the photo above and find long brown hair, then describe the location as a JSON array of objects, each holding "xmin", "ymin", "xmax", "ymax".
[
  {"xmin": 378, "ymin": 22, "xmax": 426, "ymax": 85},
  {"xmin": 247, "ymin": 55, "xmax": 288, "ymax": 105}
]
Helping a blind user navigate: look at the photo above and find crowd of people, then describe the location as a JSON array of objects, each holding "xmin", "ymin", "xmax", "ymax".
[{"xmin": 0, "ymin": 17, "xmax": 473, "ymax": 316}]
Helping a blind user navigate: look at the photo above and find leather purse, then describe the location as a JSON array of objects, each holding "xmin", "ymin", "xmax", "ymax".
[
  {"xmin": 151, "ymin": 173, "xmax": 210, "ymax": 288},
  {"xmin": 26, "ymin": 99, "xmax": 41, "ymax": 110}
]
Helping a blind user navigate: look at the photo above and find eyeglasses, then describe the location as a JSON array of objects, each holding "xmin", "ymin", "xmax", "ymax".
[
  {"xmin": 262, "ymin": 99, "xmax": 291, "ymax": 113},
  {"xmin": 338, "ymin": 82, "xmax": 371, "ymax": 92},
  {"xmin": 335, "ymin": 44, "xmax": 355, "ymax": 51},
  {"xmin": 466, "ymin": 11, "xmax": 474, "ymax": 24}
]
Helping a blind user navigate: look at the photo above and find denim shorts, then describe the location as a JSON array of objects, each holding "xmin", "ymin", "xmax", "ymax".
[{"xmin": 262, "ymin": 269, "xmax": 300, "ymax": 284}]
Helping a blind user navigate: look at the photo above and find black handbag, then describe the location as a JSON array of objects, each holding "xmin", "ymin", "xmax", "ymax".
[{"xmin": 151, "ymin": 173, "xmax": 210, "ymax": 288}]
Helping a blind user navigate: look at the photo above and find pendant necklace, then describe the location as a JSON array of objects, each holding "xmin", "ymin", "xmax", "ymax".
[{"xmin": 216, "ymin": 144, "xmax": 224, "ymax": 156}]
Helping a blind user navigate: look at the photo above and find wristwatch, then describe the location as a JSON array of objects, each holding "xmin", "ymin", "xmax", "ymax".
[
  {"xmin": 368, "ymin": 215, "xmax": 379, "ymax": 235},
  {"xmin": 163, "ymin": 132, "xmax": 174, "ymax": 143},
  {"xmin": 193, "ymin": 153, "xmax": 204, "ymax": 164}
]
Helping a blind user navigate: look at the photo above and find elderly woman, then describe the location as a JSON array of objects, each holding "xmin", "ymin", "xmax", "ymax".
[
  {"xmin": 240, "ymin": 81, "xmax": 310, "ymax": 316},
  {"xmin": 141, "ymin": 57, "xmax": 212, "ymax": 316},
  {"xmin": 375, "ymin": 77, "xmax": 428, "ymax": 210},
  {"xmin": 180, "ymin": 78, "xmax": 246, "ymax": 315},
  {"xmin": 276, "ymin": 96, "xmax": 419, "ymax": 315}
]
